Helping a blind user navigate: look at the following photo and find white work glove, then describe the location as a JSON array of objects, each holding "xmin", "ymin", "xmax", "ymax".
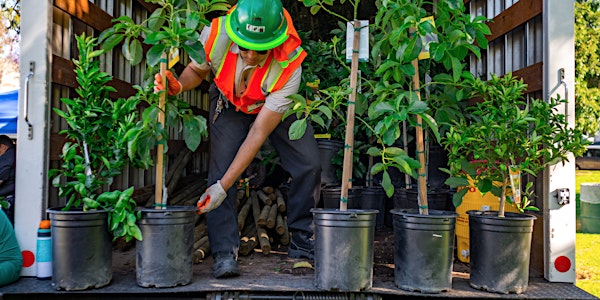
[
  {"xmin": 154, "ymin": 70, "xmax": 183, "ymax": 96},
  {"xmin": 197, "ymin": 180, "xmax": 227, "ymax": 214}
]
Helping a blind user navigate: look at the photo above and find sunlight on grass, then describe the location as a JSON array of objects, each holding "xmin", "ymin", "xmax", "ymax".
[{"xmin": 575, "ymin": 170, "xmax": 600, "ymax": 298}]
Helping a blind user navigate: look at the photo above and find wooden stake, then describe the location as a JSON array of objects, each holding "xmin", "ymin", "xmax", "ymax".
[
  {"xmin": 275, "ymin": 188, "xmax": 286, "ymax": 213},
  {"xmin": 410, "ymin": 29, "xmax": 429, "ymax": 215},
  {"xmin": 266, "ymin": 204, "xmax": 278, "ymax": 229},
  {"xmin": 340, "ymin": 20, "xmax": 362, "ymax": 211},
  {"xmin": 154, "ymin": 52, "xmax": 168, "ymax": 210},
  {"xmin": 237, "ymin": 195, "xmax": 252, "ymax": 232},
  {"xmin": 251, "ymin": 191, "xmax": 271, "ymax": 254},
  {"xmin": 257, "ymin": 190, "xmax": 272, "ymax": 206}
]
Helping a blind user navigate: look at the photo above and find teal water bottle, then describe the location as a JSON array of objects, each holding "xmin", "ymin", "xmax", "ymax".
[{"xmin": 36, "ymin": 220, "xmax": 52, "ymax": 279}]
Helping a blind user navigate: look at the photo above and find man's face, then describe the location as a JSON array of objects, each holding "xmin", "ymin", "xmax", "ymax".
[
  {"xmin": 0, "ymin": 144, "xmax": 7, "ymax": 156},
  {"xmin": 239, "ymin": 47, "xmax": 271, "ymax": 66}
]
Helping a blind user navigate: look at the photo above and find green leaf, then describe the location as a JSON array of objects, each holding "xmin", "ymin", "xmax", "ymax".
[
  {"xmin": 288, "ymin": 119, "xmax": 307, "ymax": 140},
  {"xmin": 129, "ymin": 225, "xmax": 143, "ymax": 241},
  {"xmin": 147, "ymin": 44, "xmax": 167, "ymax": 67},
  {"xmin": 130, "ymin": 39, "xmax": 143, "ymax": 65},
  {"xmin": 452, "ymin": 188, "xmax": 468, "ymax": 208},
  {"xmin": 183, "ymin": 40, "xmax": 206, "ymax": 65},
  {"xmin": 445, "ymin": 176, "xmax": 469, "ymax": 188},
  {"xmin": 310, "ymin": 5, "xmax": 321, "ymax": 15},
  {"xmin": 367, "ymin": 147, "xmax": 382, "ymax": 157}
]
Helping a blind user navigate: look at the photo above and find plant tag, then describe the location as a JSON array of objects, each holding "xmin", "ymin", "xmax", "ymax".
[
  {"xmin": 346, "ymin": 20, "xmax": 369, "ymax": 62},
  {"xmin": 168, "ymin": 48, "xmax": 180, "ymax": 69},
  {"xmin": 418, "ymin": 16, "xmax": 438, "ymax": 60},
  {"xmin": 509, "ymin": 165, "xmax": 522, "ymax": 204}
]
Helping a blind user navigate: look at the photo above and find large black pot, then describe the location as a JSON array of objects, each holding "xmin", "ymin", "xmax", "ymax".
[
  {"xmin": 136, "ymin": 206, "xmax": 196, "ymax": 288},
  {"xmin": 392, "ymin": 209, "xmax": 457, "ymax": 293},
  {"xmin": 47, "ymin": 207, "xmax": 112, "ymax": 291},
  {"xmin": 468, "ymin": 210, "xmax": 537, "ymax": 294}
]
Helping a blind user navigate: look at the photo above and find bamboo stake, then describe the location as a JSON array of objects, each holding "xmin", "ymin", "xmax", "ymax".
[
  {"xmin": 340, "ymin": 20, "xmax": 362, "ymax": 211},
  {"xmin": 410, "ymin": 30, "xmax": 429, "ymax": 215},
  {"xmin": 251, "ymin": 190, "xmax": 271, "ymax": 254},
  {"xmin": 275, "ymin": 188, "xmax": 286, "ymax": 213},
  {"xmin": 275, "ymin": 213, "xmax": 285, "ymax": 235},
  {"xmin": 266, "ymin": 204, "xmax": 278, "ymax": 229},
  {"xmin": 280, "ymin": 216, "xmax": 290, "ymax": 246},
  {"xmin": 257, "ymin": 190, "xmax": 272, "ymax": 206},
  {"xmin": 402, "ymin": 121, "xmax": 412, "ymax": 189},
  {"xmin": 237, "ymin": 195, "xmax": 252, "ymax": 232},
  {"xmin": 154, "ymin": 52, "xmax": 168, "ymax": 210},
  {"xmin": 262, "ymin": 186, "xmax": 274, "ymax": 194},
  {"xmin": 258, "ymin": 204, "xmax": 271, "ymax": 227}
]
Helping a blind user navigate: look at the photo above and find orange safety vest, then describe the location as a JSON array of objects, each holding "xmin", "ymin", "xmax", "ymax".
[{"xmin": 204, "ymin": 10, "xmax": 306, "ymax": 114}]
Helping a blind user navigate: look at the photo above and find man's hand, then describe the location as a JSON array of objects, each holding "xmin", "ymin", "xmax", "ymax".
[
  {"xmin": 197, "ymin": 180, "xmax": 227, "ymax": 214},
  {"xmin": 154, "ymin": 70, "xmax": 183, "ymax": 96}
]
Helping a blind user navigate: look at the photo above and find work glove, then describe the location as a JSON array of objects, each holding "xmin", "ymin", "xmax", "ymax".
[
  {"xmin": 197, "ymin": 180, "xmax": 227, "ymax": 214},
  {"xmin": 154, "ymin": 70, "xmax": 183, "ymax": 96}
]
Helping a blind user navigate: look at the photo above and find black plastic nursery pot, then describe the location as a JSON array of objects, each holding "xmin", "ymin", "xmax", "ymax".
[
  {"xmin": 47, "ymin": 207, "xmax": 112, "ymax": 291},
  {"xmin": 311, "ymin": 208, "xmax": 378, "ymax": 292},
  {"xmin": 136, "ymin": 206, "xmax": 197, "ymax": 288},
  {"xmin": 316, "ymin": 139, "xmax": 344, "ymax": 187},
  {"xmin": 321, "ymin": 186, "xmax": 362, "ymax": 209},
  {"xmin": 392, "ymin": 208, "xmax": 457, "ymax": 293},
  {"xmin": 393, "ymin": 188, "xmax": 451, "ymax": 211},
  {"xmin": 361, "ymin": 186, "xmax": 386, "ymax": 228},
  {"xmin": 467, "ymin": 210, "xmax": 537, "ymax": 294}
]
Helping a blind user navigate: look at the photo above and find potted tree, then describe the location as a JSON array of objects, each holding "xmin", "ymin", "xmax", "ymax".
[
  {"xmin": 288, "ymin": 28, "xmax": 371, "ymax": 193},
  {"xmin": 98, "ymin": 0, "xmax": 228, "ymax": 288},
  {"xmin": 282, "ymin": 0, "xmax": 381, "ymax": 292},
  {"xmin": 441, "ymin": 73, "xmax": 588, "ymax": 294},
  {"xmin": 48, "ymin": 33, "xmax": 142, "ymax": 291},
  {"xmin": 365, "ymin": 0, "xmax": 491, "ymax": 293}
]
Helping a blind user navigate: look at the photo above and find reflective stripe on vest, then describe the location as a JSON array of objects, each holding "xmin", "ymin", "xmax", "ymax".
[{"xmin": 203, "ymin": 14, "xmax": 306, "ymax": 114}]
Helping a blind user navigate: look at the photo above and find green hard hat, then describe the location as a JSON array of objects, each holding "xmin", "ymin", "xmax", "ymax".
[{"xmin": 225, "ymin": 0, "xmax": 288, "ymax": 51}]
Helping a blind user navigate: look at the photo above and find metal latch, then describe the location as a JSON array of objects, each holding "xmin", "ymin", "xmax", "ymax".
[{"xmin": 556, "ymin": 188, "xmax": 570, "ymax": 205}]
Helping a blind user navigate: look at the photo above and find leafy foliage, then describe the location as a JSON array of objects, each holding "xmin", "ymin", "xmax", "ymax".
[
  {"xmin": 99, "ymin": 0, "xmax": 230, "ymax": 67},
  {"xmin": 367, "ymin": 0, "xmax": 489, "ymax": 197},
  {"xmin": 49, "ymin": 34, "xmax": 142, "ymax": 241},
  {"xmin": 99, "ymin": 0, "xmax": 228, "ymax": 168},
  {"xmin": 575, "ymin": 0, "xmax": 600, "ymax": 136},
  {"xmin": 441, "ymin": 73, "xmax": 588, "ymax": 216}
]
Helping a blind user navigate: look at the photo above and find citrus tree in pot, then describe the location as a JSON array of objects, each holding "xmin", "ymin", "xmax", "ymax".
[
  {"xmin": 48, "ymin": 33, "xmax": 142, "ymax": 291},
  {"xmin": 98, "ymin": 0, "xmax": 228, "ymax": 288},
  {"xmin": 441, "ymin": 73, "xmax": 588, "ymax": 294},
  {"xmin": 364, "ymin": 0, "xmax": 491, "ymax": 293}
]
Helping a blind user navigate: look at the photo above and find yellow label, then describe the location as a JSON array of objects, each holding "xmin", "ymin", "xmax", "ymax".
[
  {"xmin": 314, "ymin": 133, "xmax": 331, "ymax": 139},
  {"xmin": 418, "ymin": 16, "xmax": 437, "ymax": 60},
  {"xmin": 168, "ymin": 48, "xmax": 180, "ymax": 69}
]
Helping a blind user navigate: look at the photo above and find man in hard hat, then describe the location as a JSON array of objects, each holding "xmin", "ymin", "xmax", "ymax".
[{"xmin": 156, "ymin": 0, "xmax": 320, "ymax": 278}]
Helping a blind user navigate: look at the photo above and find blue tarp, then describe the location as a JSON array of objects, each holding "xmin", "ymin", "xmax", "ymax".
[{"xmin": 0, "ymin": 89, "xmax": 18, "ymax": 135}]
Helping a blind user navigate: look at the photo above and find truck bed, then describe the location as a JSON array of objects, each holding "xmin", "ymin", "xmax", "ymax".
[{"xmin": 1, "ymin": 227, "xmax": 596, "ymax": 300}]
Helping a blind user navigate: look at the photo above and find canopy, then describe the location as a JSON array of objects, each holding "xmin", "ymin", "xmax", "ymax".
[{"xmin": 0, "ymin": 89, "xmax": 18, "ymax": 135}]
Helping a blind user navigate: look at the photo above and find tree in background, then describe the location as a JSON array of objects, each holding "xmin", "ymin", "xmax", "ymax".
[
  {"xmin": 576, "ymin": 0, "xmax": 600, "ymax": 136},
  {"xmin": 0, "ymin": 0, "xmax": 20, "ymax": 90}
]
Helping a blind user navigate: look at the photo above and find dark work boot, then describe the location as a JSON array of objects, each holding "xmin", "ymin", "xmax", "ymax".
[
  {"xmin": 288, "ymin": 231, "xmax": 314, "ymax": 259},
  {"xmin": 212, "ymin": 251, "xmax": 240, "ymax": 278}
]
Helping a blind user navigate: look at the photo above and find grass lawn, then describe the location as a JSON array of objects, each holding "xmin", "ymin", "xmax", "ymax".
[{"xmin": 575, "ymin": 170, "xmax": 600, "ymax": 297}]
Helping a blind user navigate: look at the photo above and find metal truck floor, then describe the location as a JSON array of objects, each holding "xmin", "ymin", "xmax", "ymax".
[{"xmin": 1, "ymin": 228, "xmax": 596, "ymax": 300}]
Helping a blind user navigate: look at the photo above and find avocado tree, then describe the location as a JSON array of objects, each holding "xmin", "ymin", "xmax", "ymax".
[{"xmin": 99, "ymin": 0, "xmax": 229, "ymax": 207}]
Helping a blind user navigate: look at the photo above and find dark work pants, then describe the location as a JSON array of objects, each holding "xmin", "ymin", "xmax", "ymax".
[{"xmin": 206, "ymin": 84, "xmax": 321, "ymax": 255}]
